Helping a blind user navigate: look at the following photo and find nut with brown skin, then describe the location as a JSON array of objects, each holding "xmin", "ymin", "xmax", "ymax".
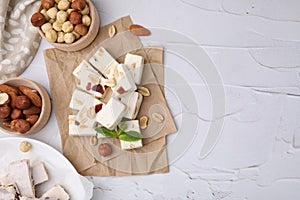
[
  {"xmin": 41, "ymin": 0, "xmax": 55, "ymax": 10},
  {"xmin": 15, "ymin": 96, "xmax": 31, "ymax": 110},
  {"xmin": 71, "ymin": 0, "xmax": 86, "ymax": 10},
  {"xmin": 11, "ymin": 119, "xmax": 31, "ymax": 134},
  {"xmin": 2, "ymin": 121, "xmax": 11, "ymax": 128},
  {"xmin": 69, "ymin": 11, "xmax": 82, "ymax": 25},
  {"xmin": 98, "ymin": 143, "xmax": 112, "ymax": 157},
  {"xmin": 18, "ymin": 86, "xmax": 42, "ymax": 107},
  {"xmin": 26, "ymin": 115, "xmax": 39, "ymax": 126},
  {"xmin": 0, "ymin": 105, "xmax": 11, "ymax": 119},
  {"xmin": 23, "ymin": 106, "xmax": 41, "ymax": 115},
  {"xmin": 11, "ymin": 109, "xmax": 23, "ymax": 120},
  {"xmin": 31, "ymin": 12, "xmax": 46, "ymax": 27},
  {"xmin": 74, "ymin": 24, "xmax": 88, "ymax": 36}
]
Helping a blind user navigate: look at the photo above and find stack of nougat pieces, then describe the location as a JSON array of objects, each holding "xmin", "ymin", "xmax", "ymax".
[
  {"xmin": 0, "ymin": 160, "xmax": 70, "ymax": 200},
  {"xmin": 69, "ymin": 47, "xmax": 145, "ymax": 150}
]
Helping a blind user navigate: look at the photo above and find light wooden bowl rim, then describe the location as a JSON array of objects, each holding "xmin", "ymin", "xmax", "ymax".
[{"xmin": 0, "ymin": 77, "xmax": 51, "ymax": 136}]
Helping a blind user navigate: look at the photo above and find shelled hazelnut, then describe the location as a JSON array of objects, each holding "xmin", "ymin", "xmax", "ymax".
[{"xmin": 30, "ymin": 0, "xmax": 92, "ymax": 44}]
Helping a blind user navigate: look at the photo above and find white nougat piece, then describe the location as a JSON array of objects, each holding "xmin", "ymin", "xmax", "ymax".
[
  {"xmin": 89, "ymin": 47, "xmax": 119, "ymax": 77},
  {"xmin": 124, "ymin": 53, "xmax": 144, "ymax": 85},
  {"xmin": 96, "ymin": 98, "xmax": 126, "ymax": 130},
  {"xmin": 68, "ymin": 115, "xmax": 97, "ymax": 136},
  {"xmin": 41, "ymin": 185, "xmax": 70, "ymax": 200},
  {"xmin": 119, "ymin": 120, "xmax": 143, "ymax": 150},
  {"xmin": 74, "ymin": 68, "xmax": 107, "ymax": 98},
  {"xmin": 112, "ymin": 64, "xmax": 137, "ymax": 97},
  {"xmin": 69, "ymin": 89, "xmax": 102, "ymax": 111},
  {"xmin": 31, "ymin": 162, "xmax": 48, "ymax": 186},
  {"xmin": 72, "ymin": 60, "xmax": 97, "ymax": 78},
  {"xmin": 120, "ymin": 92, "xmax": 143, "ymax": 119},
  {"xmin": 76, "ymin": 106, "xmax": 99, "ymax": 128}
]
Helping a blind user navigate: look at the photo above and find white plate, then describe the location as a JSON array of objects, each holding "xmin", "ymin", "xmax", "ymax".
[{"xmin": 0, "ymin": 137, "xmax": 94, "ymax": 199}]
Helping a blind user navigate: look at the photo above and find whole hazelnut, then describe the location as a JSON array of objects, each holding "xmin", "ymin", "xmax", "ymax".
[
  {"xmin": 82, "ymin": 15, "xmax": 91, "ymax": 26},
  {"xmin": 58, "ymin": 0, "xmax": 70, "ymax": 10},
  {"xmin": 16, "ymin": 95, "xmax": 31, "ymax": 109},
  {"xmin": 74, "ymin": 24, "xmax": 88, "ymax": 36},
  {"xmin": 71, "ymin": 0, "xmax": 86, "ymax": 10},
  {"xmin": 98, "ymin": 143, "xmax": 112, "ymax": 157},
  {"xmin": 69, "ymin": 11, "xmax": 82, "ymax": 25},
  {"xmin": 45, "ymin": 29, "xmax": 58, "ymax": 43},
  {"xmin": 64, "ymin": 33, "xmax": 75, "ymax": 44},
  {"xmin": 0, "ymin": 105, "xmax": 11, "ymax": 119},
  {"xmin": 80, "ymin": 5, "xmax": 89, "ymax": 15},
  {"xmin": 56, "ymin": 11, "xmax": 68, "ymax": 23},
  {"xmin": 62, "ymin": 21, "xmax": 73, "ymax": 32},
  {"xmin": 31, "ymin": 12, "xmax": 46, "ymax": 27},
  {"xmin": 40, "ymin": 9, "xmax": 50, "ymax": 21},
  {"xmin": 47, "ymin": 7, "xmax": 58, "ymax": 19},
  {"xmin": 57, "ymin": 31, "xmax": 65, "ymax": 42},
  {"xmin": 41, "ymin": 0, "xmax": 55, "ymax": 10},
  {"xmin": 11, "ymin": 108, "xmax": 23, "ymax": 120},
  {"xmin": 53, "ymin": 21, "xmax": 63, "ymax": 31},
  {"xmin": 11, "ymin": 119, "xmax": 31, "ymax": 134},
  {"xmin": 41, "ymin": 22, "xmax": 53, "ymax": 33}
]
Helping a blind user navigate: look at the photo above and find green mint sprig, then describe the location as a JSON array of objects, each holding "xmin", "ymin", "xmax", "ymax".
[{"xmin": 95, "ymin": 122, "xmax": 142, "ymax": 142}]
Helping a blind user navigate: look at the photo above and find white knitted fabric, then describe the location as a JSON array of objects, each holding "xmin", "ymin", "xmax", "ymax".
[{"xmin": 0, "ymin": 0, "xmax": 41, "ymax": 80}]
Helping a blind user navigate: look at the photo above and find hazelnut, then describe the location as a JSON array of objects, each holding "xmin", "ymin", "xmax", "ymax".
[
  {"xmin": 56, "ymin": 11, "xmax": 68, "ymax": 23},
  {"xmin": 31, "ymin": 12, "xmax": 46, "ymax": 27},
  {"xmin": 71, "ymin": 0, "xmax": 86, "ymax": 10},
  {"xmin": 45, "ymin": 29, "xmax": 58, "ymax": 42},
  {"xmin": 11, "ymin": 119, "xmax": 31, "ymax": 134},
  {"xmin": 53, "ymin": 21, "xmax": 63, "ymax": 31},
  {"xmin": 40, "ymin": 9, "xmax": 50, "ymax": 21},
  {"xmin": 64, "ymin": 33, "xmax": 75, "ymax": 44},
  {"xmin": 11, "ymin": 108, "xmax": 23, "ymax": 120},
  {"xmin": 58, "ymin": 0, "xmax": 70, "ymax": 10},
  {"xmin": 98, "ymin": 143, "xmax": 112, "ymax": 157},
  {"xmin": 69, "ymin": 11, "xmax": 82, "ymax": 25},
  {"xmin": 80, "ymin": 5, "xmax": 89, "ymax": 15},
  {"xmin": 41, "ymin": 0, "xmax": 55, "ymax": 10},
  {"xmin": 15, "ymin": 96, "xmax": 31, "ymax": 109},
  {"xmin": 23, "ymin": 106, "xmax": 41, "ymax": 115},
  {"xmin": 72, "ymin": 31, "xmax": 80, "ymax": 39},
  {"xmin": 0, "ymin": 93, "xmax": 10, "ymax": 105},
  {"xmin": 20, "ymin": 141, "xmax": 32, "ymax": 152},
  {"xmin": 62, "ymin": 21, "xmax": 73, "ymax": 32},
  {"xmin": 41, "ymin": 22, "xmax": 53, "ymax": 33},
  {"xmin": 49, "ymin": 18, "xmax": 55, "ymax": 23},
  {"xmin": 26, "ymin": 115, "xmax": 39, "ymax": 126},
  {"xmin": 57, "ymin": 31, "xmax": 65, "ymax": 42},
  {"xmin": 74, "ymin": 24, "xmax": 87, "ymax": 36},
  {"xmin": 47, "ymin": 7, "xmax": 58, "ymax": 19},
  {"xmin": 82, "ymin": 15, "xmax": 91, "ymax": 26},
  {"xmin": 0, "ymin": 105, "xmax": 11, "ymax": 119}
]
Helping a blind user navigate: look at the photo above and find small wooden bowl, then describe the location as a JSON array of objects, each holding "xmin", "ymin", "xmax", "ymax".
[
  {"xmin": 0, "ymin": 78, "xmax": 51, "ymax": 135},
  {"xmin": 38, "ymin": 0, "xmax": 100, "ymax": 52}
]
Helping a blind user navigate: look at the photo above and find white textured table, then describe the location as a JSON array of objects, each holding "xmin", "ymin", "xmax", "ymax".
[{"xmin": 2, "ymin": 0, "xmax": 300, "ymax": 199}]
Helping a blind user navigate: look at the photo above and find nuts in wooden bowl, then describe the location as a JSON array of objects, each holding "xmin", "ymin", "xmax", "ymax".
[{"xmin": 0, "ymin": 78, "xmax": 51, "ymax": 135}]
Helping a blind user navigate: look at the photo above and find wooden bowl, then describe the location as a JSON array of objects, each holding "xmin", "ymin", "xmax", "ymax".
[
  {"xmin": 38, "ymin": 0, "xmax": 100, "ymax": 52},
  {"xmin": 0, "ymin": 78, "xmax": 51, "ymax": 135}
]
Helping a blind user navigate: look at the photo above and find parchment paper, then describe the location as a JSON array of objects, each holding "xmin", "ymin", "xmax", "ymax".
[{"xmin": 44, "ymin": 16, "xmax": 177, "ymax": 176}]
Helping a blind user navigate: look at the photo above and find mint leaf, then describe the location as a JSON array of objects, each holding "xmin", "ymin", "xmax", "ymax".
[
  {"xmin": 95, "ymin": 126, "xmax": 117, "ymax": 138},
  {"xmin": 119, "ymin": 131, "xmax": 142, "ymax": 142},
  {"xmin": 119, "ymin": 122, "xmax": 127, "ymax": 131}
]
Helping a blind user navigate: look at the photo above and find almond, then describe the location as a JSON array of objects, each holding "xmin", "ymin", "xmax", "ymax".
[
  {"xmin": 139, "ymin": 116, "xmax": 148, "ymax": 129},
  {"xmin": 152, "ymin": 113, "xmax": 164, "ymax": 123},
  {"xmin": 108, "ymin": 25, "xmax": 116, "ymax": 38},
  {"xmin": 89, "ymin": 136, "xmax": 98, "ymax": 146},
  {"xmin": 137, "ymin": 86, "xmax": 150, "ymax": 97},
  {"xmin": 129, "ymin": 24, "xmax": 151, "ymax": 36}
]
